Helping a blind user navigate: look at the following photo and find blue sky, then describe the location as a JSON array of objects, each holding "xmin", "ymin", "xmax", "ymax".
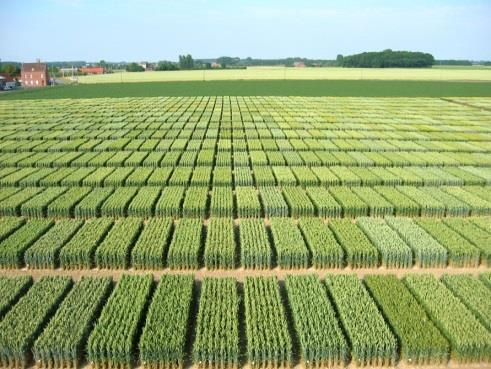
[{"xmin": 2, "ymin": 0, "xmax": 490, "ymax": 62}]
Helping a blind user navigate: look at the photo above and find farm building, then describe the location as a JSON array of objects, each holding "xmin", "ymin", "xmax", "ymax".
[
  {"xmin": 0, "ymin": 73, "xmax": 14, "ymax": 81},
  {"xmin": 0, "ymin": 73, "xmax": 15, "ymax": 90},
  {"xmin": 79, "ymin": 66, "xmax": 104, "ymax": 74},
  {"xmin": 20, "ymin": 62, "xmax": 49, "ymax": 87},
  {"xmin": 139, "ymin": 62, "xmax": 155, "ymax": 71},
  {"xmin": 60, "ymin": 67, "xmax": 78, "ymax": 74}
]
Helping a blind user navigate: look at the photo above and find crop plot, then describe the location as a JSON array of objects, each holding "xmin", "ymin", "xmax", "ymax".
[{"xmin": 0, "ymin": 96, "xmax": 490, "ymax": 368}]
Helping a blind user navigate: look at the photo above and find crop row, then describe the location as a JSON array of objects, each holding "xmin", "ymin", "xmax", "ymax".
[
  {"xmin": 1, "ymin": 113, "xmax": 489, "ymax": 143},
  {"xmin": 0, "ymin": 215, "xmax": 489, "ymax": 270},
  {"xmin": 0, "ymin": 273, "xmax": 490, "ymax": 369},
  {"xmin": 1, "ymin": 162, "xmax": 490, "ymax": 188},
  {"xmin": 0, "ymin": 184, "xmax": 490, "ymax": 219},
  {"xmin": 1, "ymin": 130, "xmax": 490, "ymax": 155},
  {"xmin": 1, "ymin": 136, "xmax": 491, "ymax": 170},
  {"xmin": 33, "ymin": 276, "xmax": 112, "ymax": 368},
  {"xmin": 2, "ymin": 105, "xmax": 487, "ymax": 133},
  {"xmin": 2, "ymin": 118, "xmax": 488, "ymax": 142},
  {"xmin": 1, "ymin": 95, "xmax": 488, "ymax": 126}
]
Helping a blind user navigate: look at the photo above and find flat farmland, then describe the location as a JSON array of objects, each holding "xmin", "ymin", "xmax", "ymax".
[
  {"xmin": 0, "ymin": 96, "xmax": 490, "ymax": 369},
  {"xmin": 3, "ymin": 80, "xmax": 491, "ymax": 100},
  {"xmin": 76, "ymin": 66, "xmax": 491, "ymax": 83}
]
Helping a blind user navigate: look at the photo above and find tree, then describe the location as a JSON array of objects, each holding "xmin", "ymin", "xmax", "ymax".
[
  {"xmin": 187, "ymin": 55, "xmax": 194, "ymax": 69},
  {"xmin": 179, "ymin": 54, "xmax": 194, "ymax": 69},
  {"xmin": 336, "ymin": 54, "xmax": 344, "ymax": 66},
  {"xmin": 217, "ymin": 57, "xmax": 239, "ymax": 68},
  {"xmin": 125, "ymin": 63, "xmax": 145, "ymax": 72},
  {"xmin": 98, "ymin": 60, "xmax": 108, "ymax": 70},
  {"xmin": 156, "ymin": 61, "xmax": 179, "ymax": 71},
  {"xmin": 435, "ymin": 60, "xmax": 472, "ymax": 66},
  {"xmin": 340, "ymin": 50, "xmax": 434, "ymax": 68},
  {"xmin": 0, "ymin": 63, "xmax": 20, "ymax": 77}
]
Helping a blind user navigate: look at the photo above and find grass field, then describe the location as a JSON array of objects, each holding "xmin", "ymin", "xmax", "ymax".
[
  {"xmin": 76, "ymin": 66, "xmax": 491, "ymax": 83},
  {"xmin": 0, "ymin": 95, "xmax": 490, "ymax": 369},
  {"xmin": 2, "ymin": 79, "xmax": 491, "ymax": 100}
]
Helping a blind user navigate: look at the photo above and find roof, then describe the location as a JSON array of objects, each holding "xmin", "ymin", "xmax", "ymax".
[
  {"xmin": 22, "ymin": 63, "xmax": 48, "ymax": 73},
  {"xmin": 80, "ymin": 66, "xmax": 104, "ymax": 70},
  {"xmin": 0, "ymin": 73, "xmax": 14, "ymax": 82}
]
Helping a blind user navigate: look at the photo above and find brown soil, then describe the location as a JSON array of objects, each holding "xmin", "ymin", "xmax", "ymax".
[
  {"xmin": 22, "ymin": 360, "xmax": 491, "ymax": 369},
  {"xmin": 1, "ymin": 265, "xmax": 489, "ymax": 281},
  {"xmin": 442, "ymin": 97, "xmax": 491, "ymax": 112},
  {"xmin": 7, "ymin": 265, "xmax": 491, "ymax": 369}
]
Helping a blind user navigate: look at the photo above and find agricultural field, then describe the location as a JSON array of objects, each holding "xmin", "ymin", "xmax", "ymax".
[
  {"xmin": 0, "ymin": 97, "xmax": 490, "ymax": 270},
  {"xmin": 0, "ymin": 95, "xmax": 490, "ymax": 368},
  {"xmin": 0, "ymin": 273, "xmax": 489, "ymax": 369},
  {"xmin": 3, "ymin": 80, "xmax": 491, "ymax": 100},
  {"xmin": 76, "ymin": 66, "xmax": 491, "ymax": 83}
]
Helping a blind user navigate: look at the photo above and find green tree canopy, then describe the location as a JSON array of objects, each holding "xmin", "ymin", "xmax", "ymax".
[
  {"xmin": 179, "ymin": 55, "xmax": 194, "ymax": 69},
  {"xmin": 341, "ymin": 50, "xmax": 435, "ymax": 68},
  {"xmin": 125, "ymin": 63, "xmax": 145, "ymax": 72}
]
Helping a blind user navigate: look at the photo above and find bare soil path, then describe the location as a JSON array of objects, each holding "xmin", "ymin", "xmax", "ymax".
[
  {"xmin": 21, "ymin": 360, "xmax": 491, "ymax": 369},
  {"xmin": 1, "ymin": 265, "xmax": 489, "ymax": 281}
]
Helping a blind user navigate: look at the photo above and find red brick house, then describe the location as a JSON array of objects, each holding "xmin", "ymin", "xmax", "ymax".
[
  {"xmin": 79, "ymin": 66, "xmax": 104, "ymax": 74},
  {"xmin": 21, "ymin": 62, "xmax": 49, "ymax": 87}
]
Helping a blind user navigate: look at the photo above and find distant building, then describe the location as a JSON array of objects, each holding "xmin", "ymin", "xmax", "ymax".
[
  {"xmin": 211, "ymin": 62, "xmax": 221, "ymax": 68},
  {"xmin": 293, "ymin": 61, "xmax": 306, "ymax": 68},
  {"xmin": 21, "ymin": 62, "xmax": 49, "ymax": 87},
  {"xmin": 0, "ymin": 73, "xmax": 15, "ymax": 90},
  {"xmin": 79, "ymin": 66, "xmax": 104, "ymax": 74},
  {"xmin": 139, "ymin": 62, "xmax": 155, "ymax": 71},
  {"xmin": 0, "ymin": 73, "xmax": 14, "ymax": 82},
  {"xmin": 59, "ymin": 67, "xmax": 78, "ymax": 74}
]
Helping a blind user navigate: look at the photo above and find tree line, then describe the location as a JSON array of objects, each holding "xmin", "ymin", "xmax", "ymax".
[
  {"xmin": 1, "ymin": 52, "xmax": 489, "ymax": 78},
  {"xmin": 207, "ymin": 57, "xmax": 338, "ymax": 68},
  {"xmin": 0, "ymin": 63, "xmax": 21, "ymax": 77},
  {"xmin": 338, "ymin": 50, "xmax": 435, "ymax": 68},
  {"xmin": 435, "ymin": 60, "xmax": 472, "ymax": 66}
]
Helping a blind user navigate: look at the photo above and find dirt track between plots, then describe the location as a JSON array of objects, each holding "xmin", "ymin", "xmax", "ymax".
[
  {"xmin": 1, "ymin": 265, "xmax": 489, "ymax": 281},
  {"xmin": 22, "ymin": 360, "xmax": 491, "ymax": 369}
]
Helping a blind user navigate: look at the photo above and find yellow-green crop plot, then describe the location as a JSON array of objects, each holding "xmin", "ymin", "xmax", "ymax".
[{"xmin": 77, "ymin": 66, "xmax": 491, "ymax": 83}]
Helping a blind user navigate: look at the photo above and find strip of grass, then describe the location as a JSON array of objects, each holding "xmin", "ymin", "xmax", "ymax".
[{"xmin": 1, "ymin": 80, "xmax": 491, "ymax": 99}]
